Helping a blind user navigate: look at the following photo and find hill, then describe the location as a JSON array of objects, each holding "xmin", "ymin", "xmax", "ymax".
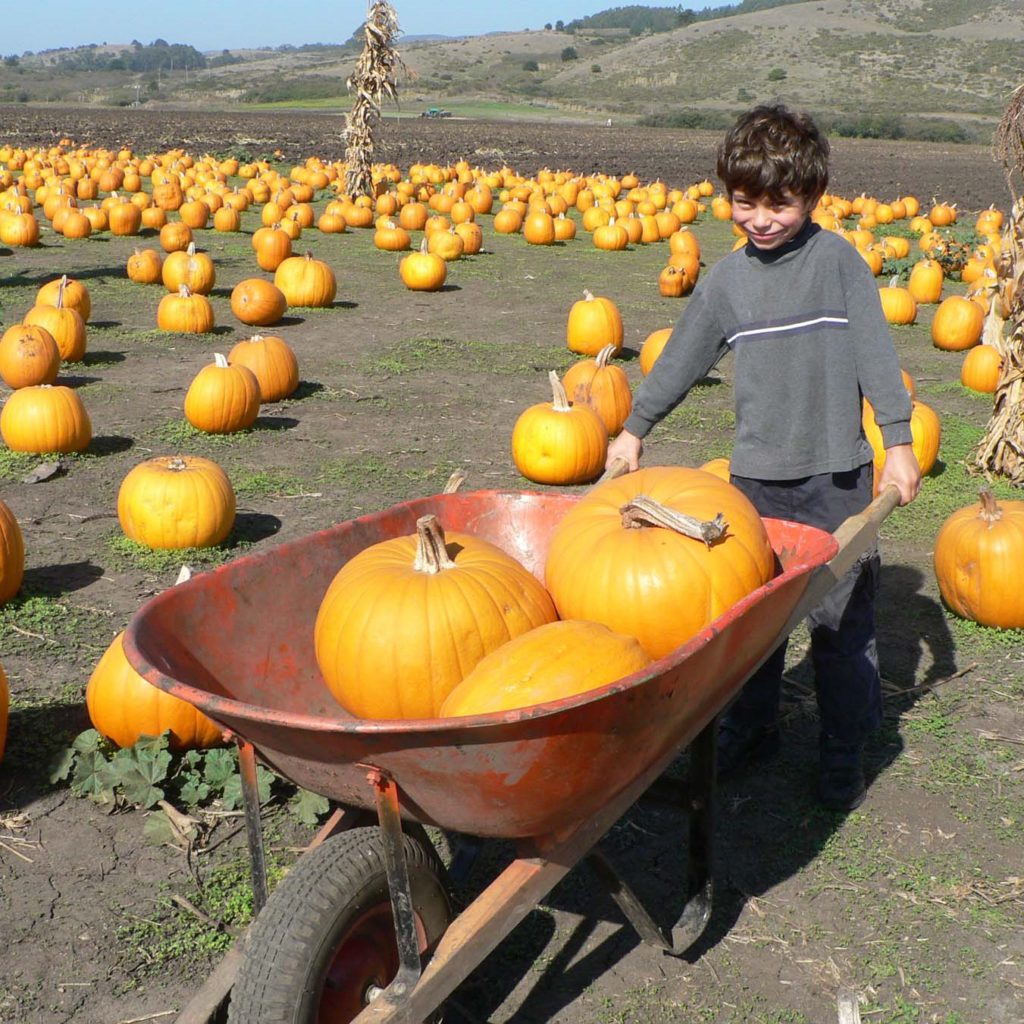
[{"xmin": 1, "ymin": 0, "xmax": 1021, "ymax": 141}]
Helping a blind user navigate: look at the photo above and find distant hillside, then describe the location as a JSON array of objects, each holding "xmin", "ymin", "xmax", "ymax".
[{"xmin": 1, "ymin": 0, "xmax": 1020, "ymax": 143}]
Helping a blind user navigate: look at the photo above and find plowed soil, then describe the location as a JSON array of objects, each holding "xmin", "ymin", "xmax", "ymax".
[{"xmin": 1, "ymin": 105, "xmax": 1021, "ymax": 1024}]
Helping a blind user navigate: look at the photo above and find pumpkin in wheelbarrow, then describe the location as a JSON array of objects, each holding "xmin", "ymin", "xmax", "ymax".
[
  {"xmin": 314, "ymin": 513, "xmax": 558, "ymax": 719},
  {"xmin": 545, "ymin": 466, "xmax": 775, "ymax": 659},
  {"xmin": 439, "ymin": 619, "xmax": 651, "ymax": 717}
]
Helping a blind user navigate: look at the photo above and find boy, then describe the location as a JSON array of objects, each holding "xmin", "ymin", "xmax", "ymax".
[{"xmin": 606, "ymin": 104, "xmax": 921, "ymax": 811}]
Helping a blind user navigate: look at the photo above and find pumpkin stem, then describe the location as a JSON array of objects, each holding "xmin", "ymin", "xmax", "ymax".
[
  {"xmin": 442, "ymin": 469, "xmax": 467, "ymax": 494},
  {"xmin": 978, "ymin": 487, "xmax": 1003, "ymax": 524},
  {"xmin": 56, "ymin": 275, "xmax": 67, "ymax": 308},
  {"xmin": 413, "ymin": 514, "xmax": 458, "ymax": 573},
  {"xmin": 620, "ymin": 495, "xmax": 728, "ymax": 548},
  {"xmin": 582, "ymin": 288, "xmax": 594, "ymax": 302},
  {"xmin": 548, "ymin": 370, "xmax": 571, "ymax": 412},
  {"xmin": 596, "ymin": 344, "xmax": 616, "ymax": 369},
  {"xmin": 213, "ymin": 353, "xmax": 229, "ymax": 368},
  {"xmin": 167, "ymin": 457, "xmax": 188, "ymax": 472}
]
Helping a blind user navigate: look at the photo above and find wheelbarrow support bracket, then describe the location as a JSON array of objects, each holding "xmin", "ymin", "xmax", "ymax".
[
  {"xmin": 367, "ymin": 767, "xmax": 424, "ymax": 1010},
  {"xmin": 585, "ymin": 714, "xmax": 715, "ymax": 956}
]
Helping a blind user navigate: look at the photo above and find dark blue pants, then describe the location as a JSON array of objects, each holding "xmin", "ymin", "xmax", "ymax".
[{"xmin": 727, "ymin": 465, "xmax": 882, "ymax": 746}]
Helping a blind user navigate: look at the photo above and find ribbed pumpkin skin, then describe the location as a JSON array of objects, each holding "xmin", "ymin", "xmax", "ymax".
[
  {"xmin": 0, "ymin": 499, "xmax": 25, "ymax": 604},
  {"xmin": 273, "ymin": 254, "xmax": 336, "ymax": 307},
  {"xmin": 862, "ymin": 399, "xmax": 940, "ymax": 478},
  {"xmin": 1, "ymin": 385, "xmax": 92, "ymax": 453},
  {"xmin": 934, "ymin": 494, "xmax": 1024, "ymax": 628},
  {"xmin": 23, "ymin": 303, "xmax": 86, "ymax": 362},
  {"xmin": 228, "ymin": 335, "xmax": 299, "ymax": 401},
  {"xmin": 960, "ymin": 345, "xmax": 1001, "ymax": 394},
  {"xmin": 545, "ymin": 466, "xmax": 775, "ymax": 659},
  {"xmin": 314, "ymin": 530, "xmax": 558, "ymax": 719},
  {"xmin": 439, "ymin": 620, "xmax": 651, "ymax": 717},
  {"xmin": 184, "ymin": 358, "xmax": 261, "ymax": 434},
  {"xmin": 0, "ymin": 324, "xmax": 60, "ymax": 388},
  {"xmin": 117, "ymin": 455, "xmax": 236, "ymax": 549},
  {"xmin": 511, "ymin": 398, "xmax": 607, "ymax": 485},
  {"xmin": 562, "ymin": 347, "xmax": 633, "ymax": 436},
  {"xmin": 86, "ymin": 631, "xmax": 224, "ymax": 750},
  {"xmin": 566, "ymin": 293, "xmax": 624, "ymax": 356}
]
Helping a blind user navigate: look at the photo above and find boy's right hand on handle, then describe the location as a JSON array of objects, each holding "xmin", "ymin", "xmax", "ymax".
[{"xmin": 606, "ymin": 430, "xmax": 643, "ymax": 472}]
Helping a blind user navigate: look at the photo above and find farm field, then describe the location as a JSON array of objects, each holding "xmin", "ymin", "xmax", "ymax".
[{"xmin": 1, "ymin": 108, "xmax": 1023, "ymax": 1024}]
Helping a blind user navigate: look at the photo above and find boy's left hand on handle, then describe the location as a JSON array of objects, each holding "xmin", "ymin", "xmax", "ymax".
[
  {"xmin": 878, "ymin": 443, "xmax": 922, "ymax": 506},
  {"xmin": 606, "ymin": 430, "xmax": 643, "ymax": 472}
]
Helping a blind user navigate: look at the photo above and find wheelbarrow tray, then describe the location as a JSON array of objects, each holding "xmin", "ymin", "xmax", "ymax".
[{"xmin": 124, "ymin": 489, "xmax": 837, "ymax": 840}]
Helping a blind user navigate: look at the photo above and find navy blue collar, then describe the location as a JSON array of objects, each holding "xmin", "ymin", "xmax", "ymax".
[{"xmin": 746, "ymin": 217, "xmax": 820, "ymax": 262}]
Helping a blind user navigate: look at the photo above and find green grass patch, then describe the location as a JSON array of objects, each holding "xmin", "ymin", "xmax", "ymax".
[
  {"xmin": 0, "ymin": 590, "xmax": 112, "ymax": 657},
  {"xmin": 106, "ymin": 532, "xmax": 252, "ymax": 572},
  {"xmin": 149, "ymin": 418, "xmax": 259, "ymax": 449},
  {"xmin": 359, "ymin": 335, "xmax": 567, "ymax": 377},
  {"xmin": 232, "ymin": 467, "xmax": 308, "ymax": 499}
]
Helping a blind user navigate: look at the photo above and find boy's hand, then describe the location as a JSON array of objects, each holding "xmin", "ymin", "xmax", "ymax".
[
  {"xmin": 878, "ymin": 444, "xmax": 921, "ymax": 506},
  {"xmin": 607, "ymin": 430, "xmax": 643, "ymax": 472}
]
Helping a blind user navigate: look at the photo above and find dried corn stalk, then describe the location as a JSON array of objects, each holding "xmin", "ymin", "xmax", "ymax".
[
  {"xmin": 974, "ymin": 86, "xmax": 1024, "ymax": 483},
  {"xmin": 343, "ymin": 1, "xmax": 405, "ymax": 199}
]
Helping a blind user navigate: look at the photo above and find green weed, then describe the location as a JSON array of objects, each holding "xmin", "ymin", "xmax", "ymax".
[
  {"xmin": 232, "ymin": 467, "xmax": 308, "ymax": 498},
  {"xmin": 106, "ymin": 532, "xmax": 247, "ymax": 572}
]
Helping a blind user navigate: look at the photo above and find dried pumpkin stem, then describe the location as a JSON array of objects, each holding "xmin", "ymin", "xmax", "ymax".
[
  {"xmin": 413, "ymin": 514, "xmax": 457, "ymax": 573},
  {"xmin": 548, "ymin": 369, "xmax": 571, "ymax": 412},
  {"xmin": 620, "ymin": 494, "xmax": 728, "ymax": 548},
  {"xmin": 978, "ymin": 487, "xmax": 1003, "ymax": 524}
]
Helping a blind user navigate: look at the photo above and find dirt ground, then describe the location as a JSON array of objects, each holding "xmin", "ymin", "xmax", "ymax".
[{"xmin": 0, "ymin": 106, "xmax": 1022, "ymax": 1024}]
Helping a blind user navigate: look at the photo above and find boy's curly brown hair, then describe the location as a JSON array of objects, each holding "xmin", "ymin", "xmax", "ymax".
[{"xmin": 716, "ymin": 104, "xmax": 830, "ymax": 203}]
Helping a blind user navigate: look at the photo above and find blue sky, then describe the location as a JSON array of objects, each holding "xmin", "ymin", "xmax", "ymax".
[{"xmin": 6, "ymin": 2, "xmax": 714, "ymax": 55}]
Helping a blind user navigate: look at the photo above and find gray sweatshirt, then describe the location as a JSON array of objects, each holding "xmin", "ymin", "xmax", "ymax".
[{"xmin": 624, "ymin": 219, "xmax": 914, "ymax": 480}]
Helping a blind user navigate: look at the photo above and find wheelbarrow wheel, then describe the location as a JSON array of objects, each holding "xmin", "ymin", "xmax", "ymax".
[{"xmin": 227, "ymin": 826, "xmax": 452, "ymax": 1024}]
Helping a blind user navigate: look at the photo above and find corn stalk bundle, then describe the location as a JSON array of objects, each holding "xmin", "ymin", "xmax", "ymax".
[
  {"xmin": 343, "ymin": 1, "xmax": 404, "ymax": 199},
  {"xmin": 975, "ymin": 86, "xmax": 1024, "ymax": 484}
]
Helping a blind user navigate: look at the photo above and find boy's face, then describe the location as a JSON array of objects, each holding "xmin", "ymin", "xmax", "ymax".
[{"xmin": 730, "ymin": 189, "xmax": 816, "ymax": 251}]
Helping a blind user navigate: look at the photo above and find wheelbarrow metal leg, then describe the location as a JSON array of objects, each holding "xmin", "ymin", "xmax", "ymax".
[
  {"xmin": 367, "ymin": 768, "xmax": 425, "ymax": 1012},
  {"xmin": 585, "ymin": 714, "xmax": 716, "ymax": 957},
  {"xmin": 238, "ymin": 739, "xmax": 269, "ymax": 915},
  {"xmin": 672, "ymin": 713, "xmax": 715, "ymax": 951}
]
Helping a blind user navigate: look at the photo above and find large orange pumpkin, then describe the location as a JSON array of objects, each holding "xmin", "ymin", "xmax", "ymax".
[
  {"xmin": 314, "ymin": 514, "xmax": 558, "ymax": 719},
  {"xmin": 511, "ymin": 371, "xmax": 608, "ymax": 485},
  {"xmin": 86, "ymin": 631, "xmax": 224, "ymax": 751},
  {"xmin": 117, "ymin": 455, "xmax": 236, "ymax": 550},
  {"xmin": 440, "ymin": 620, "xmax": 651, "ymax": 717},
  {"xmin": 0, "ymin": 324, "xmax": 60, "ymax": 388},
  {"xmin": 566, "ymin": 290, "xmax": 623, "ymax": 356},
  {"xmin": 228, "ymin": 334, "xmax": 299, "ymax": 402},
  {"xmin": 562, "ymin": 344, "xmax": 633, "ymax": 436},
  {"xmin": 273, "ymin": 253, "xmax": 336, "ymax": 307},
  {"xmin": 1, "ymin": 385, "xmax": 92, "ymax": 453},
  {"xmin": 960, "ymin": 344, "xmax": 1002, "ymax": 394},
  {"xmin": 862, "ymin": 398, "xmax": 940, "ymax": 479},
  {"xmin": 230, "ymin": 278, "xmax": 288, "ymax": 326},
  {"xmin": 933, "ymin": 489, "xmax": 1024, "ymax": 628},
  {"xmin": 545, "ymin": 466, "xmax": 775, "ymax": 659},
  {"xmin": 184, "ymin": 353, "xmax": 261, "ymax": 434},
  {"xmin": 931, "ymin": 295, "xmax": 984, "ymax": 351},
  {"xmin": 0, "ymin": 499, "xmax": 25, "ymax": 604}
]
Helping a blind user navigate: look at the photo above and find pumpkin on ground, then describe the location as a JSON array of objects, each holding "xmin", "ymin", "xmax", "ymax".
[
  {"xmin": 512, "ymin": 371, "xmax": 608, "ymax": 485},
  {"xmin": 1, "ymin": 385, "xmax": 92, "ymax": 453},
  {"xmin": 161, "ymin": 242, "xmax": 216, "ymax": 295},
  {"xmin": 23, "ymin": 289, "xmax": 86, "ymax": 362},
  {"xmin": 399, "ymin": 242, "xmax": 447, "ymax": 291},
  {"xmin": 117, "ymin": 455, "xmax": 236, "ymax": 550},
  {"xmin": 36, "ymin": 275, "xmax": 91, "ymax": 323},
  {"xmin": 699, "ymin": 457, "xmax": 732, "ymax": 481},
  {"xmin": 862, "ymin": 398, "xmax": 941, "ymax": 480},
  {"xmin": 960, "ymin": 344, "xmax": 1002, "ymax": 394},
  {"xmin": 562, "ymin": 344, "xmax": 633, "ymax": 436},
  {"xmin": 544, "ymin": 466, "xmax": 775, "ymax": 659},
  {"xmin": 933, "ymin": 489, "xmax": 1024, "ymax": 629},
  {"xmin": 126, "ymin": 248, "xmax": 164, "ymax": 284},
  {"xmin": 440, "ymin": 620, "xmax": 652, "ymax": 717},
  {"xmin": 878, "ymin": 278, "xmax": 917, "ymax": 325},
  {"xmin": 931, "ymin": 295, "xmax": 984, "ymax": 351},
  {"xmin": 228, "ymin": 335, "xmax": 299, "ymax": 402},
  {"xmin": 566, "ymin": 290, "xmax": 624, "ymax": 356},
  {"xmin": 273, "ymin": 253, "xmax": 336, "ymax": 307},
  {"xmin": 157, "ymin": 285, "xmax": 216, "ymax": 334},
  {"xmin": 314, "ymin": 513, "xmax": 558, "ymax": 719},
  {"xmin": 229, "ymin": 278, "xmax": 288, "ymax": 326},
  {"xmin": 184, "ymin": 353, "xmax": 261, "ymax": 434},
  {"xmin": 0, "ymin": 324, "xmax": 60, "ymax": 388},
  {"xmin": 86, "ymin": 631, "xmax": 224, "ymax": 750},
  {"xmin": 639, "ymin": 327, "xmax": 672, "ymax": 376},
  {"xmin": 0, "ymin": 499, "xmax": 25, "ymax": 604}
]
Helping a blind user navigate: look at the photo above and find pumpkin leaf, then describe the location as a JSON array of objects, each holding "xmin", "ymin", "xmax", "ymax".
[
  {"xmin": 108, "ymin": 745, "xmax": 172, "ymax": 808},
  {"xmin": 72, "ymin": 728, "xmax": 106, "ymax": 754},
  {"xmin": 143, "ymin": 810, "xmax": 180, "ymax": 847},
  {"xmin": 48, "ymin": 746, "xmax": 77, "ymax": 785},
  {"xmin": 218, "ymin": 765, "xmax": 273, "ymax": 812},
  {"xmin": 178, "ymin": 774, "xmax": 211, "ymax": 808},
  {"xmin": 289, "ymin": 788, "xmax": 330, "ymax": 827},
  {"xmin": 202, "ymin": 748, "xmax": 238, "ymax": 790},
  {"xmin": 70, "ymin": 752, "xmax": 117, "ymax": 806}
]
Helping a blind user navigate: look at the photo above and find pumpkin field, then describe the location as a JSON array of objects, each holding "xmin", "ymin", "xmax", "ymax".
[{"xmin": 1, "ymin": 107, "xmax": 1023, "ymax": 1024}]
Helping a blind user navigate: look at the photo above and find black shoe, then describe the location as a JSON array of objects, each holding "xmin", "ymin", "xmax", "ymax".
[
  {"xmin": 817, "ymin": 736, "xmax": 866, "ymax": 811},
  {"xmin": 716, "ymin": 718, "xmax": 780, "ymax": 779}
]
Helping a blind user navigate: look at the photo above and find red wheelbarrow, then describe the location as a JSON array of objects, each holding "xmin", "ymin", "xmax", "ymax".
[{"xmin": 124, "ymin": 484, "xmax": 898, "ymax": 1023}]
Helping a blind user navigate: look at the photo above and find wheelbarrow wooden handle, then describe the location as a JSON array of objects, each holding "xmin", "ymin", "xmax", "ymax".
[
  {"xmin": 777, "ymin": 483, "xmax": 901, "ymax": 638},
  {"xmin": 592, "ymin": 455, "xmax": 632, "ymax": 487}
]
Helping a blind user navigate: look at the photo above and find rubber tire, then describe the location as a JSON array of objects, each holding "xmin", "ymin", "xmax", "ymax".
[{"xmin": 227, "ymin": 826, "xmax": 452, "ymax": 1024}]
